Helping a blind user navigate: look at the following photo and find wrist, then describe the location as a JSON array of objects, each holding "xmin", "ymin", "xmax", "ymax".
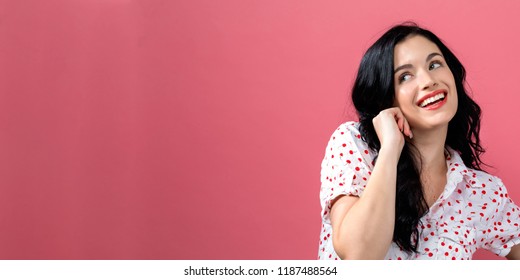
[{"xmin": 378, "ymin": 146, "xmax": 402, "ymax": 164}]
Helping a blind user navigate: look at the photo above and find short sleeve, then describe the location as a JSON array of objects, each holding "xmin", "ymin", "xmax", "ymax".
[
  {"xmin": 319, "ymin": 122, "xmax": 375, "ymax": 224},
  {"xmin": 478, "ymin": 178, "xmax": 520, "ymax": 257}
]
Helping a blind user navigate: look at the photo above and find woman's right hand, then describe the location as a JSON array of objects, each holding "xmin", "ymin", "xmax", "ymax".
[{"xmin": 372, "ymin": 107, "xmax": 413, "ymax": 152}]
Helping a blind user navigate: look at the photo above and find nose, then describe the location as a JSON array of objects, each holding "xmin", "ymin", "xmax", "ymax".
[{"xmin": 419, "ymin": 70, "xmax": 438, "ymax": 90}]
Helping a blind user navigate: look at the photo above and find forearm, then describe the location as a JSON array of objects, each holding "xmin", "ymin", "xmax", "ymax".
[{"xmin": 333, "ymin": 147, "xmax": 399, "ymax": 259}]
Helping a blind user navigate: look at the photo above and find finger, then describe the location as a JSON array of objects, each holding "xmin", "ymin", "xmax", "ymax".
[
  {"xmin": 396, "ymin": 114, "xmax": 404, "ymax": 132},
  {"xmin": 392, "ymin": 107, "xmax": 412, "ymax": 139},
  {"xmin": 392, "ymin": 108, "xmax": 405, "ymax": 132},
  {"xmin": 403, "ymin": 117, "xmax": 413, "ymax": 139}
]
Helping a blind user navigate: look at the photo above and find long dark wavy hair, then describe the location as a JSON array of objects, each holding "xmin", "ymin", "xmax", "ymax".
[{"xmin": 351, "ymin": 22, "xmax": 484, "ymax": 253}]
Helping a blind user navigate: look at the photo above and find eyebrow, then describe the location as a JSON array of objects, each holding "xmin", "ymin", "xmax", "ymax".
[{"xmin": 393, "ymin": 52, "xmax": 444, "ymax": 73}]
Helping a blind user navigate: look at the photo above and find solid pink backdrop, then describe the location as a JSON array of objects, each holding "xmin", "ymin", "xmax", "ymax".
[{"xmin": 0, "ymin": 0, "xmax": 519, "ymax": 260}]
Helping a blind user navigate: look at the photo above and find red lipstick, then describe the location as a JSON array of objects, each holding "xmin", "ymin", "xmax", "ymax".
[{"xmin": 416, "ymin": 90, "xmax": 447, "ymax": 110}]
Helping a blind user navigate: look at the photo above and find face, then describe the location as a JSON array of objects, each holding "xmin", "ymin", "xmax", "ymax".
[{"xmin": 393, "ymin": 35, "xmax": 458, "ymax": 132}]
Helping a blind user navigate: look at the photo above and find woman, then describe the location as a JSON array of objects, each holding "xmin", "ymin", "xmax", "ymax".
[{"xmin": 318, "ymin": 22, "xmax": 520, "ymax": 260}]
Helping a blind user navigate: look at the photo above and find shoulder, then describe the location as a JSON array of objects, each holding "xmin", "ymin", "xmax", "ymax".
[
  {"xmin": 322, "ymin": 121, "xmax": 375, "ymax": 169},
  {"xmin": 465, "ymin": 168, "xmax": 504, "ymax": 190},
  {"xmin": 446, "ymin": 149, "xmax": 510, "ymax": 202},
  {"xmin": 329, "ymin": 121, "xmax": 361, "ymax": 138},
  {"xmin": 447, "ymin": 149, "xmax": 505, "ymax": 193},
  {"xmin": 323, "ymin": 121, "xmax": 373, "ymax": 159},
  {"xmin": 462, "ymin": 168, "xmax": 511, "ymax": 205},
  {"xmin": 325, "ymin": 121, "xmax": 366, "ymax": 149}
]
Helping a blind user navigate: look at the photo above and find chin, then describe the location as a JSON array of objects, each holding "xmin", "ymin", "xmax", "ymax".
[
  {"xmin": 421, "ymin": 108, "xmax": 457, "ymax": 128},
  {"xmin": 410, "ymin": 115, "xmax": 454, "ymax": 131}
]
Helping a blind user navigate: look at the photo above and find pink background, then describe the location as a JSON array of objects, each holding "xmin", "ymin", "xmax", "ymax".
[{"xmin": 0, "ymin": 0, "xmax": 519, "ymax": 260}]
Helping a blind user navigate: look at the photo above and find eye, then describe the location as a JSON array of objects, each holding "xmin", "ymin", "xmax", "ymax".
[
  {"xmin": 398, "ymin": 72, "xmax": 412, "ymax": 83},
  {"xmin": 429, "ymin": 61, "xmax": 442, "ymax": 70}
]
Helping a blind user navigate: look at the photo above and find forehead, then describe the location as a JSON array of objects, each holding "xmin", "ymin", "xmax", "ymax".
[{"xmin": 394, "ymin": 35, "xmax": 442, "ymax": 63}]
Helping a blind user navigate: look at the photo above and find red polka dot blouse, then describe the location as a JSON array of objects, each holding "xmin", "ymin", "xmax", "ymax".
[{"xmin": 318, "ymin": 122, "xmax": 520, "ymax": 260}]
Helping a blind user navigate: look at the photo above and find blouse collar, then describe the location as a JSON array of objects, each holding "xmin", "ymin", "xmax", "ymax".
[{"xmin": 429, "ymin": 147, "xmax": 469, "ymax": 212}]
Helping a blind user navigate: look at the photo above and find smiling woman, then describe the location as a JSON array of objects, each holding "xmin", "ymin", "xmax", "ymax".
[
  {"xmin": 393, "ymin": 36, "xmax": 458, "ymax": 132},
  {"xmin": 318, "ymin": 22, "xmax": 520, "ymax": 260}
]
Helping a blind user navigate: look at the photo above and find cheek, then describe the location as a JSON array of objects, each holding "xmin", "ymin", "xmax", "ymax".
[
  {"xmin": 394, "ymin": 86, "xmax": 415, "ymax": 108},
  {"xmin": 392, "ymin": 84, "xmax": 399, "ymax": 106},
  {"xmin": 451, "ymin": 91, "xmax": 459, "ymax": 112},
  {"xmin": 440, "ymin": 69, "xmax": 456, "ymax": 86}
]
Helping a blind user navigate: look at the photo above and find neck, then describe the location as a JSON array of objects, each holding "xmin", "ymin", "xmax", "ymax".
[
  {"xmin": 409, "ymin": 125, "xmax": 449, "ymax": 207},
  {"xmin": 409, "ymin": 126, "xmax": 448, "ymax": 174}
]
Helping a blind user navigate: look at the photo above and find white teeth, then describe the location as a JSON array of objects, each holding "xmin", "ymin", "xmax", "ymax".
[{"xmin": 420, "ymin": 93, "xmax": 445, "ymax": 107}]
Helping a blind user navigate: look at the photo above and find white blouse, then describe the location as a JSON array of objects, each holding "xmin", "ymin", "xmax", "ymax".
[{"xmin": 318, "ymin": 122, "xmax": 520, "ymax": 260}]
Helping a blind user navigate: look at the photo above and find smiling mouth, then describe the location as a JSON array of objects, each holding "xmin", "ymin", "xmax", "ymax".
[{"xmin": 417, "ymin": 90, "xmax": 447, "ymax": 108}]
